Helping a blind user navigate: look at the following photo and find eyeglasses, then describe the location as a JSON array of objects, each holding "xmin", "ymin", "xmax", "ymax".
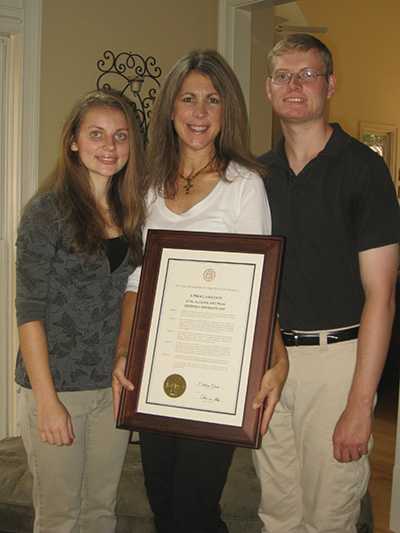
[{"xmin": 269, "ymin": 68, "xmax": 327, "ymax": 85}]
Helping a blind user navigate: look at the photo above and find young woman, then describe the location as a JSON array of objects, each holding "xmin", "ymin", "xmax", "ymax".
[
  {"xmin": 15, "ymin": 89, "xmax": 145, "ymax": 533},
  {"xmin": 112, "ymin": 50, "xmax": 288, "ymax": 533}
]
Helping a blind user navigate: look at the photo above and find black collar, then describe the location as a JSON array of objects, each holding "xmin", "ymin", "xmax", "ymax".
[{"xmin": 273, "ymin": 123, "xmax": 352, "ymax": 168}]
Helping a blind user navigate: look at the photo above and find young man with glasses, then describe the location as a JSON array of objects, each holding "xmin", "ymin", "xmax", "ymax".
[{"xmin": 253, "ymin": 34, "xmax": 400, "ymax": 533}]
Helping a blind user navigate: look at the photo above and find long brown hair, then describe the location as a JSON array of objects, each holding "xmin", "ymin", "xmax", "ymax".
[
  {"xmin": 146, "ymin": 49, "xmax": 265, "ymax": 196},
  {"xmin": 38, "ymin": 89, "xmax": 145, "ymax": 260}
]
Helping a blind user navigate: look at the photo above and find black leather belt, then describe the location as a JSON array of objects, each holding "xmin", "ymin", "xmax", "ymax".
[{"xmin": 282, "ymin": 326, "xmax": 359, "ymax": 347}]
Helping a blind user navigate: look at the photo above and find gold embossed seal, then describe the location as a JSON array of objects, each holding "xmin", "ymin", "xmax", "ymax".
[
  {"xmin": 163, "ymin": 374, "xmax": 187, "ymax": 398},
  {"xmin": 203, "ymin": 268, "xmax": 216, "ymax": 282}
]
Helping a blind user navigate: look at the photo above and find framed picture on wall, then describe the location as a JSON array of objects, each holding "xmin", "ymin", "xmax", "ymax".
[{"xmin": 359, "ymin": 121, "xmax": 398, "ymax": 192}]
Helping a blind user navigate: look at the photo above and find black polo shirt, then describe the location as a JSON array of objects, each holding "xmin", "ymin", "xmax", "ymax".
[{"xmin": 260, "ymin": 123, "xmax": 400, "ymax": 330}]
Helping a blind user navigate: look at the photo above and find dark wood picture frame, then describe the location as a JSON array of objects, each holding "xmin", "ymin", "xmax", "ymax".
[{"xmin": 117, "ymin": 230, "xmax": 284, "ymax": 449}]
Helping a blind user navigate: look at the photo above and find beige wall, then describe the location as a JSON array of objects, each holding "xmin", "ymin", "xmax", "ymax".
[
  {"xmin": 298, "ymin": 0, "xmax": 400, "ymax": 189},
  {"xmin": 39, "ymin": 0, "xmax": 218, "ymax": 180},
  {"xmin": 250, "ymin": 2, "xmax": 274, "ymax": 156}
]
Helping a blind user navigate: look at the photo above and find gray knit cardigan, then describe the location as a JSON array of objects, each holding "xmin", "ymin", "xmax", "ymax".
[{"xmin": 15, "ymin": 192, "xmax": 140, "ymax": 391}]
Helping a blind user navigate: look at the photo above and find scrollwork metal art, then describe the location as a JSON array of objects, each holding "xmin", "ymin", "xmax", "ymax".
[{"xmin": 96, "ymin": 50, "xmax": 162, "ymax": 141}]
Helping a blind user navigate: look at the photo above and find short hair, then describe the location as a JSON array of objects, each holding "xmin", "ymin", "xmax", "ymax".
[
  {"xmin": 146, "ymin": 49, "xmax": 264, "ymax": 196},
  {"xmin": 267, "ymin": 34, "xmax": 333, "ymax": 77}
]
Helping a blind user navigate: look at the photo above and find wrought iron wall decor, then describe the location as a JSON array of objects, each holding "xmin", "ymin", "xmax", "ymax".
[{"xmin": 96, "ymin": 50, "xmax": 162, "ymax": 141}]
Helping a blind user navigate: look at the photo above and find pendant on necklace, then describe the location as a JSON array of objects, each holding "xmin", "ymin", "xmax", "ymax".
[
  {"xmin": 178, "ymin": 154, "xmax": 216, "ymax": 195},
  {"xmin": 181, "ymin": 177, "xmax": 194, "ymax": 194}
]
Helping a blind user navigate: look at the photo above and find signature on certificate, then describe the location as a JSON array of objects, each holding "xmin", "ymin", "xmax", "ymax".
[
  {"xmin": 196, "ymin": 381, "xmax": 222, "ymax": 403},
  {"xmin": 197, "ymin": 381, "xmax": 221, "ymax": 390},
  {"xmin": 199, "ymin": 393, "xmax": 221, "ymax": 403}
]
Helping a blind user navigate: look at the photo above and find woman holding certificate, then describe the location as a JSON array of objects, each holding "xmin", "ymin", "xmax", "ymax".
[{"xmin": 112, "ymin": 49, "xmax": 288, "ymax": 533}]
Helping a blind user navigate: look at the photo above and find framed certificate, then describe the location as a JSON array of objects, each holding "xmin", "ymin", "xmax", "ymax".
[{"xmin": 117, "ymin": 230, "xmax": 284, "ymax": 448}]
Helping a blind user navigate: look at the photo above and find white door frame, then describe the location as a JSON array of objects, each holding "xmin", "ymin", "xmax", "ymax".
[
  {"xmin": 218, "ymin": 0, "xmax": 266, "ymax": 110},
  {"xmin": 0, "ymin": 0, "xmax": 41, "ymax": 438},
  {"xmin": 391, "ymin": 395, "xmax": 400, "ymax": 532},
  {"xmin": 217, "ymin": 0, "xmax": 295, "ymax": 108}
]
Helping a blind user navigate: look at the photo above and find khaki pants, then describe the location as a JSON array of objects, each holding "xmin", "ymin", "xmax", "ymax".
[
  {"xmin": 20, "ymin": 387, "xmax": 129, "ymax": 533},
  {"xmin": 253, "ymin": 338, "xmax": 370, "ymax": 533}
]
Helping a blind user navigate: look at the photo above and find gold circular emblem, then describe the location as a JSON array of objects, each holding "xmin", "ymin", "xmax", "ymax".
[
  {"xmin": 163, "ymin": 374, "xmax": 187, "ymax": 398},
  {"xmin": 203, "ymin": 268, "xmax": 216, "ymax": 282}
]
